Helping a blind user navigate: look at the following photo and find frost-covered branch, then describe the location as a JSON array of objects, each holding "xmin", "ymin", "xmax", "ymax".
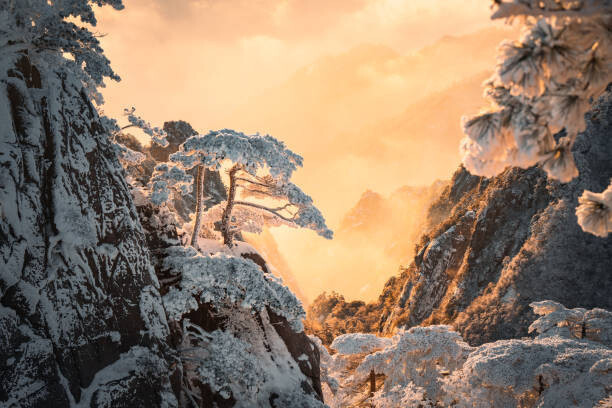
[
  {"xmin": 461, "ymin": 13, "xmax": 611, "ymax": 182},
  {"xmin": 234, "ymin": 201, "xmax": 296, "ymax": 223},
  {"xmin": 576, "ymin": 180, "xmax": 612, "ymax": 237}
]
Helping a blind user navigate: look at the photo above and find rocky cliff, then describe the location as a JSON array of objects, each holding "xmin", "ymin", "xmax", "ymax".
[
  {"xmin": 307, "ymin": 91, "xmax": 612, "ymax": 346},
  {"xmin": 0, "ymin": 51, "xmax": 174, "ymax": 406},
  {"xmin": 380, "ymin": 91, "xmax": 612, "ymax": 345}
]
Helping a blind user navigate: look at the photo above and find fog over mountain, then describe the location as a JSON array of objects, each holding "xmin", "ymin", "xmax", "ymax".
[{"xmin": 269, "ymin": 57, "xmax": 506, "ymax": 301}]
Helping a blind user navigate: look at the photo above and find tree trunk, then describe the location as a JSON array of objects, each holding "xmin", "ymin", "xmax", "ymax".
[
  {"xmin": 190, "ymin": 165, "xmax": 204, "ymax": 247},
  {"xmin": 369, "ymin": 369, "xmax": 376, "ymax": 398},
  {"xmin": 221, "ymin": 165, "xmax": 240, "ymax": 247}
]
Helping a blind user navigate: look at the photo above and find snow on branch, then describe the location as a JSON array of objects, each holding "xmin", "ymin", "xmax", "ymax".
[
  {"xmin": 460, "ymin": 6, "xmax": 611, "ymax": 183},
  {"xmin": 529, "ymin": 300, "xmax": 612, "ymax": 345},
  {"xmin": 576, "ymin": 180, "xmax": 612, "ymax": 237},
  {"xmin": 234, "ymin": 180, "xmax": 333, "ymax": 239},
  {"xmin": 171, "ymin": 129, "xmax": 303, "ymax": 180},
  {"xmin": 161, "ymin": 246, "xmax": 305, "ymax": 331},
  {"xmin": 202, "ymin": 202, "xmax": 292, "ymax": 235}
]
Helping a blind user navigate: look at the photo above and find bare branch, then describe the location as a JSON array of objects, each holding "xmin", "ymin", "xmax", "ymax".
[
  {"xmin": 239, "ymin": 187, "xmax": 277, "ymax": 198},
  {"xmin": 234, "ymin": 201, "xmax": 297, "ymax": 223},
  {"xmin": 236, "ymin": 177, "xmax": 274, "ymax": 189}
]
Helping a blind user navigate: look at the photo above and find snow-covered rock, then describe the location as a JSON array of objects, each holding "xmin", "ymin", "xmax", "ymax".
[
  {"xmin": 0, "ymin": 51, "xmax": 173, "ymax": 405},
  {"xmin": 135, "ymin": 200, "xmax": 325, "ymax": 406}
]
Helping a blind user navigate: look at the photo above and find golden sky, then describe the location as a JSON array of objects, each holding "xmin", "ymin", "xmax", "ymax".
[
  {"xmin": 96, "ymin": 0, "xmax": 509, "ymax": 303},
  {"xmin": 97, "ymin": 0, "xmax": 495, "ymax": 128}
]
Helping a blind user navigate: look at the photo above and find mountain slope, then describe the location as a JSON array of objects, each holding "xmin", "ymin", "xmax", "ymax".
[
  {"xmin": 379, "ymin": 93, "xmax": 612, "ymax": 345},
  {"xmin": 307, "ymin": 91, "xmax": 612, "ymax": 346},
  {"xmin": 338, "ymin": 182, "xmax": 447, "ymax": 267}
]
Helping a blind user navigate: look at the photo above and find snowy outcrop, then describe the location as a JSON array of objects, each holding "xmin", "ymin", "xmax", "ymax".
[
  {"xmin": 135, "ymin": 199, "xmax": 325, "ymax": 406},
  {"xmin": 0, "ymin": 50, "xmax": 173, "ymax": 405},
  {"xmin": 159, "ymin": 247, "xmax": 326, "ymax": 406}
]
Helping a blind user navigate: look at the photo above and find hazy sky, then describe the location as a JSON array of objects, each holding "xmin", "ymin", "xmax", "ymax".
[
  {"xmin": 96, "ymin": 0, "xmax": 506, "ymax": 302},
  {"xmin": 97, "ymin": 0, "xmax": 495, "ymax": 127}
]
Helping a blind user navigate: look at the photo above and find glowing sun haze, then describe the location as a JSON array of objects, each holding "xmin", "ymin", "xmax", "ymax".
[{"xmin": 97, "ymin": 0, "xmax": 510, "ymax": 302}]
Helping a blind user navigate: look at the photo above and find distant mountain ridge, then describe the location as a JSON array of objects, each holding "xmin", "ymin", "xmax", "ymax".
[
  {"xmin": 338, "ymin": 182, "xmax": 447, "ymax": 266},
  {"xmin": 228, "ymin": 26, "xmax": 516, "ymax": 159}
]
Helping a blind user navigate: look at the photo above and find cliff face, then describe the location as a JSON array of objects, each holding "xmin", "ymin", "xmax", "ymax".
[
  {"xmin": 307, "ymin": 92, "xmax": 612, "ymax": 347},
  {"xmin": 0, "ymin": 52, "xmax": 173, "ymax": 405},
  {"xmin": 379, "ymin": 92, "xmax": 612, "ymax": 345}
]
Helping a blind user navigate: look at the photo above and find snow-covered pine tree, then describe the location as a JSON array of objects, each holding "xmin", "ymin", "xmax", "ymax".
[
  {"xmin": 316, "ymin": 301, "xmax": 612, "ymax": 407},
  {"xmin": 459, "ymin": 0, "xmax": 612, "ymax": 236},
  {"xmin": 100, "ymin": 107, "xmax": 169, "ymax": 167},
  {"xmin": 2, "ymin": 0, "xmax": 123, "ymax": 96},
  {"xmin": 154, "ymin": 129, "xmax": 333, "ymax": 247},
  {"xmin": 355, "ymin": 326, "xmax": 473, "ymax": 405}
]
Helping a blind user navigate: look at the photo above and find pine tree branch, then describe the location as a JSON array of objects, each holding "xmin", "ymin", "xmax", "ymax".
[
  {"xmin": 238, "ymin": 187, "xmax": 278, "ymax": 198},
  {"xmin": 235, "ymin": 177, "xmax": 274, "ymax": 189},
  {"xmin": 234, "ymin": 201, "xmax": 296, "ymax": 222}
]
